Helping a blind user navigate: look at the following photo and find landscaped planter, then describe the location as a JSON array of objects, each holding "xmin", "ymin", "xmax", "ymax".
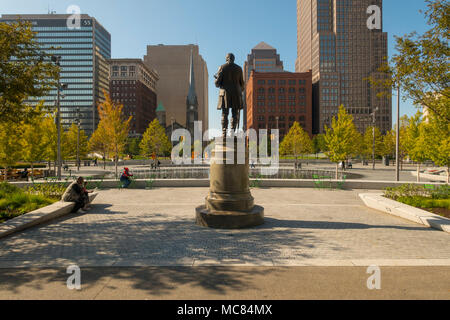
[
  {"xmin": 0, "ymin": 193, "xmax": 98, "ymax": 239},
  {"xmin": 359, "ymin": 193, "xmax": 450, "ymax": 234}
]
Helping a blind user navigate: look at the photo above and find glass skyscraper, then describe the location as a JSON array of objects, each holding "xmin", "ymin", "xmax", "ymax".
[{"xmin": 0, "ymin": 14, "xmax": 111, "ymax": 135}]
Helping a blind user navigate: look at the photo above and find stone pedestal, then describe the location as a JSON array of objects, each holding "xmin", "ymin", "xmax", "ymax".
[{"xmin": 196, "ymin": 138, "xmax": 264, "ymax": 229}]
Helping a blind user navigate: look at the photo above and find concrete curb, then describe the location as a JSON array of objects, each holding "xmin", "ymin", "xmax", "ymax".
[
  {"xmin": 0, "ymin": 193, "xmax": 98, "ymax": 239},
  {"xmin": 359, "ymin": 193, "xmax": 450, "ymax": 234}
]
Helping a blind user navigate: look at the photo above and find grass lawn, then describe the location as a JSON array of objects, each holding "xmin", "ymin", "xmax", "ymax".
[{"xmin": 0, "ymin": 183, "xmax": 62, "ymax": 224}]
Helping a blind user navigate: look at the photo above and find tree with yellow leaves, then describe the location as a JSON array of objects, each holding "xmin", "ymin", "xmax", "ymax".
[
  {"xmin": 324, "ymin": 106, "xmax": 360, "ymax": 179},
  {"xmin": 63, "ymin": 123, "xmax": 89, "ymax": 161},
  {"xmin": 96, "ymin": 91, "xmax": 131, "ymax": 177},
  {"xmin": 140, "ymin": 119, "xmax": 172, "ymax": 159},
  {"xmin": 280, "ymin": 122, "xmax": 313, "ymax": 166},
  {"xmin": 21, "ymin": 110, "xmax": 51, "ymax": 178},
  {"xmin": 89, "ymin": 121, "xmax": 110, "ymax": 170},
  {"xmin": 0, "ymin": 121, "xmax": 23, "ymax": 179}
]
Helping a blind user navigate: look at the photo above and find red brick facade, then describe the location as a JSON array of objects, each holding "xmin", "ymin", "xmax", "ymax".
[
  {"xmin": 109, "ymin": 59, "xmax": 159, "ymax": 136},
  {"xmin": 110, "ymin": 79, "xmax": 157, "ymax": 136},
  {"xmin": 246, "ymin": 71, "xmax": 313, "ymax": 139}
]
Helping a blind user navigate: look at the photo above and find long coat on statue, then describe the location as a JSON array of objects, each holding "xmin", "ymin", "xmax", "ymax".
[{"xmin": 215, "ymin": 62, "xmax": 245, "ymax": 111}]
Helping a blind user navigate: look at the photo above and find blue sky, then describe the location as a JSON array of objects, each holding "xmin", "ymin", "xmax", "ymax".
[{"xmin": 0, "ymin": 0, "xmax": 430, "ymax": 132}]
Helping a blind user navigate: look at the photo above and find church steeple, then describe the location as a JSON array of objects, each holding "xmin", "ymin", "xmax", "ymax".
[
  {"xmin": 186, "ymin": 48, "xmax": 198, "ymax": 136},
  {"xmin": 187, "ymin": 48, "xmax": 198, "ymax": 106}
]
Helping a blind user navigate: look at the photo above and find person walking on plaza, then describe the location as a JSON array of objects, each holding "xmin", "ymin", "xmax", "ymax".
[
  {"xmin": 62, "ymin": 177, "xmax": 93, "ymax": 213},
  {"xmin": 120, "ymin": 167, "xmax": 133, "ymax": 188}
]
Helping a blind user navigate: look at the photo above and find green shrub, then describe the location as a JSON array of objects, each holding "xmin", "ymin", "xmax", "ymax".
[
  {"xmin": 0, "ymin": 184, "xmax": 55, "ymax": 223},
  {"xmin": 0, "ymin": 182, "xmax": 21, "ymax": 198},
  {"xmin": 384, "ymin": 184, "xmax": 449, "ymax": 201},
  {"xmin": 397, "ymin": 196, "xmax": 450, "ymax": 210},
  {"xmin": 25, "ymin": 182, "xmax": 69, "ymax": 200},
  {"xmin": 431, "ymin": 185, "xmax": 450, "ymax": 200}
]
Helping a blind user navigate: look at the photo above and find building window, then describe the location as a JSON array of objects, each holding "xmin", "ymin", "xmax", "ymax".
[{"xmin": 257, "ymin": 80, "xmax": 265, "ymax": 85}]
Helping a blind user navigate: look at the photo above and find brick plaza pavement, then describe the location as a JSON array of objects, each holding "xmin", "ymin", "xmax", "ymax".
[{"xmin": 0, "ymin": 188, "xmax": 449, "ymax": 268}]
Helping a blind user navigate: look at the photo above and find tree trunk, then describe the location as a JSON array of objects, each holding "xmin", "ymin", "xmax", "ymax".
[
  {"xmin": 336, "ymin": 163, "xmax": 339, "ymax": 180},
  {"xmin": 417, "ymin": 163, "xmax": 421, "ymax": 183},
  {"xmin": 31, "ymin": 162, "xmax": 34, "ymax": 181},
  {"xmin": 115, "ymin": 156, "xmax": 118, "ymax": 179}
]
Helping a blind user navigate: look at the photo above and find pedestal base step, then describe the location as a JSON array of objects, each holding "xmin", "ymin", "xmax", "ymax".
[{"xmin": 195, "ymin": 205, "xmax": 264, "ymax": 229}]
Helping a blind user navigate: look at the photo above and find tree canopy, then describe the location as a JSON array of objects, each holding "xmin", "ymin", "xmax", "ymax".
[
  {"xmin": 95, "ymin": 91, "xmax": 131, "ymax": 177},
  {"xmin": 140, "ymin": 119, "xmax": 172, "ymax": 158},
  {"xmin": 0, "ymin": 20, "xmax": 59, "ymax": 123},
  {"xmin": 280, "ymin": 122, "xmax": 313, "ymax": 159},
  {"xmin": 324, "ymin": 106, "xmax": 360, "ymax": 178}
]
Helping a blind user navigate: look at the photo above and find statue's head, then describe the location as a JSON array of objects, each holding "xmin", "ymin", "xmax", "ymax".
[{"xmin": 226, "ymin": 53, "xmax": 235, "ymax": 64}]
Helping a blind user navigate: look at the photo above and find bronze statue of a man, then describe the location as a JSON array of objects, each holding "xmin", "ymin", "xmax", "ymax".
[{"xmin": 215, "ymin": 53, "xmax": 245, "ymax": 136}]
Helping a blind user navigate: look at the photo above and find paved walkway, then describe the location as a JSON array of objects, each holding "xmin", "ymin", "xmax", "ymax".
[
  {"xmin": 1, "ymin": 266, "xmax": 449, "ymax": 299},
  {"xmin": 0, "ymin": 188, "xmax": 449, "ymax": 268}
]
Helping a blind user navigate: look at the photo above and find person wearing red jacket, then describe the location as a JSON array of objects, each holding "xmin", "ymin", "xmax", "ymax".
[{"xmin": 120, "ymin": 167, "xmax": 133, "ymax": 188}]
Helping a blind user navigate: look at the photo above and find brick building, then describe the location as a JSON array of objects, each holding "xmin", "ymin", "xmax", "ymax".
[
  {"xmin": 246, "ymin": 71, "xmax": 313, "ymax": 139},
  {"xmin": 109, "ymin": 59, "xmax": 159, "ymax": 136}
]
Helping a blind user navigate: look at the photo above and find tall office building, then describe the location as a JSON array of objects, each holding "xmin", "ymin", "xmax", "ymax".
[
  {"xmin": 109, "ymin": 59, "xmax": 159, "ymax": 137},
  {"xmin": 296, "ymin": 0, "xmax": 391, "ymax": 134},
  {"xmin": 243, "ymin": 42, "xmax": 285, "ymax": 129},
  {"xmin": 144, "ymin": 44, "xmax": 209, "ymax": 133},
  {"xmin": 0, "ymin": 14, "xmax": 111, "ymax": 135},
  {"xmin": 244, "ymin": 42, "xmax": 284, "ymax": 81}
]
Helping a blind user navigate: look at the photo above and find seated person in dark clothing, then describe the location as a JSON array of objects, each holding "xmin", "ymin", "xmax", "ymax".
[
  {"xmin": 62, "ymin": 177, "xmax": 93, "ymax": 213},
  {"xmin": 19, "ymin": 168, "xmax": 29, "ymax": 180}
]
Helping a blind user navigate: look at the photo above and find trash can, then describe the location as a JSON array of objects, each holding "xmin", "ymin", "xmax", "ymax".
[{"xmin": 384, "ymin": 156, "xmax": 390, "ymax": 166}]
